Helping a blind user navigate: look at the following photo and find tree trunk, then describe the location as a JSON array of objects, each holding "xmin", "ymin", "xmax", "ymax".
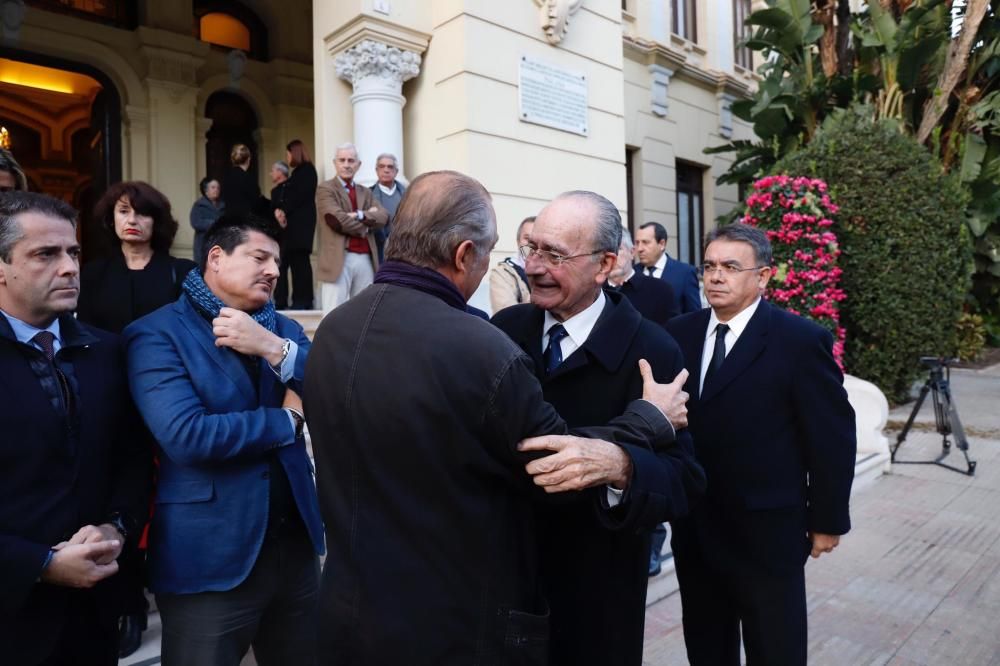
[
  {"xmin": 915, "ymin": 0, "xmax": 991, "ymax": 145},
  {"xmin": 815, "ymin": 0, "xmax": 838, "ymax": 78},
  {"xmin": 836, "ymin": 0, "xmax": 852, "ymax": 77}
]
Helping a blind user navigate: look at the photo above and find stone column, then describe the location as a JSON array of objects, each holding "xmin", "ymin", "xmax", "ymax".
[{"xmin": 334, "ymin": 39, "xmax": 420, "ymax": 186}]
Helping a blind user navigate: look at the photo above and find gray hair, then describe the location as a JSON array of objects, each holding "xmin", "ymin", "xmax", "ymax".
[
  {"xmin": 375, "ymin": 153, "xmax": 398, "ymax": 168},
  {"xmin": 386, "ymin": 171, "xmax": 497, "ymax": 268},
  {"xmin": 0, "ymin": 192, "xmax": 77, "ymax": 262},
  {"xmin": 335, "ymin": 142, "xmax": 359, "ymax": 160},
  {"xmin": 704, "ymin": 223, "xmax": 773, "ymax": 266},
  {"xmin": 620, "ymin": 227, "xmax": 633, "ymax": 251},
  {"xmin": 554, "ymin": 190, "xmax": 622, "ymax": 255},
  {"xmin": 272, "ymin": 161, "xmax": 290, "ymax": 178}
]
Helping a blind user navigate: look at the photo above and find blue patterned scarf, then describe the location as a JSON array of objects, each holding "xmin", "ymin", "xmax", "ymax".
[{"xmin": 181, "ymin": 269, "xmax": 276, "ymax": 332}]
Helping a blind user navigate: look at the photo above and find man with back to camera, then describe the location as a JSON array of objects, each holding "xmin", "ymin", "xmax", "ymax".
[
  {"xmin": 666, "ymin": 223, "xmax": 856, "ymax": 665},
  {"xmin": 123, "ymin": 214, "xmax": 324, "ymax": 666},
  {"xmin": 304, "ymin": 170, "xmax": 693, "ymax": 665},
  {"xmin": 491, "ymin": 191, "xmax": 704, "ymax": 665},
  {"xmin": 635, "ymin": 221, "xmax": 702, "ymax": 314},
  {"xmin": 0, "ymin": 191, "xmax": 152, "ymax": 665}
]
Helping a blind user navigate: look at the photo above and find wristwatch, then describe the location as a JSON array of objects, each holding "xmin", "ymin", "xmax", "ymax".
[
  {"xmin": 286, "ymin": 407, "xmax": 305, "ymax": 439},
  {"xmin": 277, "ymin": 338, "xmax": 292, "ymax": 367},
  {"xmin": 106, "ymin": 511, "xmax": 129, "ymax": 543}
]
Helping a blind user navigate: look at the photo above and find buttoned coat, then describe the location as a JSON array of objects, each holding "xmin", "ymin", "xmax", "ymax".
[{"xmin": 314, "ymin": 179, "xmax": 387, "ymax": 283}]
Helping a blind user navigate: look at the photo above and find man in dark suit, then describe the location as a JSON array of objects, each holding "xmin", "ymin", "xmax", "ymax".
[
  {"xmin": 666, "ymin": 223, "xmax": 856, "ymax": 665},
  {"xmin": 0, "ymin": 192, "xmax": 152, "ymax": 665},
  {"xmin": 492, "ymin": 190, "xmax": 705, "ymax": 666},
  {"xmin": 607, "ymin": 227, "xmax": 679, "ymax": 326},
  {"xmin": 124, "ymin": 214, "xmax": 324, "ymax": 665},
  {"xmin": 635, "ymin": 221, "xmax": 702, "ymax": 313}
]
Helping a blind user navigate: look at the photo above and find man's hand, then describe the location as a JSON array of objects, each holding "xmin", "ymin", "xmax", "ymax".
[
  {"xmin": 809, "ymin": 532, "xmax": 840, "ymax": 559},
  {"xmin": 40, "ymin": 542, "xmax": 121, "ymax": 588},
  {"xmin": 275, "ymin": 209, "xmax": 287, "ymax": 228},
  {"xmin": 213, "ymin": 308, "xmax": 285, "ymax": 366},
  {"xmin": 518, "ymin": 435, "xmax": 632, "ymax": 492},
  {"xmin": 639, "ymin": 360, "xmax": 689, "ymax": 429},
  {"xmin": 283, "ymin": 388, "xmax": 303, "ymax": 413},
  {"xmin": 56, "ymin": 524, "xmax": 124, "ymax": 564}
]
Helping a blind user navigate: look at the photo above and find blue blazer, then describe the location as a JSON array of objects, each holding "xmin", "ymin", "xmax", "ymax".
[
  {"xmin": 639, "ymin": 257, "xmax": 702, "ymax": 314},
  {"xmin": 666, "ymin": 300, "xmax": 856, "ymax": 574},
  {"xmin": 123, "ymin": 296, "xmax": 324, "ymax": 595}
]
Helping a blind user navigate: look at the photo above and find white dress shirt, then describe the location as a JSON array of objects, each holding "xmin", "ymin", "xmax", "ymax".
[
  {"xmin": 1, "ymin": 309, "xmax": 63, "ymax": 355},
  {"xmin": 377, "ymin": 182, "xmax": 397, "ymax": 196},
  {"xmin": 643, "ymin": 253, "xmax": 668, "ymax": 279},
  {"xmin": 699, "ymin": 297, "xmax": 761, "ymax": 394},
  {"xmin": 541, "ymin": 291, "xmax": 606, "ymax": 359}
]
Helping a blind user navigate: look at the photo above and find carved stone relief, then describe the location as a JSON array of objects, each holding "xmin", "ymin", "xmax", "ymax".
[{"xmin": 533, "ymin": 0, "xmax": 584, "ymax": 45}]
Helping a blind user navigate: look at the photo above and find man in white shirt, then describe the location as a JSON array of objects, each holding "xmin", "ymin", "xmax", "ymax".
[
  {"xmin": 491, "ymin": 190, "xmax": 704, "ymax": 666},
  {"xmin": 635, "ymin": 221, "xmax": 702, "ymax": 313}
]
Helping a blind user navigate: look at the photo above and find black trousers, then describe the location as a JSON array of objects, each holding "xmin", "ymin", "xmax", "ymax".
[
  {"xmin": 275, "ymin": 249, "xmax": 314, "ymax": 310},
  {"xmin": 37, "ymin": 592, "xmax": 118, "ymax": 666},
  {"xmin": 673, "ymin": 545, "xmax": 807, "ymax": 666},
  {"xmin": 157, "ymin": 528, "xmax": 320, "ymax": 666}
]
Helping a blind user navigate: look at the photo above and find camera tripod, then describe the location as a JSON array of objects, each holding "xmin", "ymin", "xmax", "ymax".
[{"xmin": 891, "ymin": 357, "xmax": 976, "ymax": 476}]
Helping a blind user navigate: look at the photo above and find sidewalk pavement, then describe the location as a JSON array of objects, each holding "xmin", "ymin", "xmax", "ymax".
[{"xmin": 643, "ymin": 364, "xmax": 1000, "ymax": 665}]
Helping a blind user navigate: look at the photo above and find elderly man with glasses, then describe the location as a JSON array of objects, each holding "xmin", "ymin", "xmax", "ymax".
[
  {"xmin": 491, "ymin": 190, "xmax": 705, "ymax": 666},
  {"xmin": 666, "ymin": 223, "xmax": 856, "ymax": 666}
]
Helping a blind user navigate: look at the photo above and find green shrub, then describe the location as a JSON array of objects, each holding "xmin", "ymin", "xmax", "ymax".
[
  {"xmin": 955, "ymin": 312, "xmax": 987, "ymax": 362},
  {"xmin": 773, "ymin": 108, "xmax": 971, "ymax": 402}
]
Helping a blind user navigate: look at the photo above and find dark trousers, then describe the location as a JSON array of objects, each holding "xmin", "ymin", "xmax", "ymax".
[
  {"xmin": 38, "ymin": 592, "xmax": 118, "ymax": 666},
  {"xmin": 275, "ymin": 249, "xmax": 314, "ymax": 310},
  {"xmin": 674, "ymin": 546, "xmax": 807, "ymax": 666},
  {"xmin": 157, "ymin": 529, "xmax": 320, "ymax": 666}
]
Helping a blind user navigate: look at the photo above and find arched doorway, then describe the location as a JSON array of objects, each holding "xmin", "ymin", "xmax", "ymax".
[
  {"xmin": 205, "ymin": 90, "xmax": 260, "ymax": 185},
  {"xmin": 0, "ymin": 48, "xmax": 122, "ymax": 261}
]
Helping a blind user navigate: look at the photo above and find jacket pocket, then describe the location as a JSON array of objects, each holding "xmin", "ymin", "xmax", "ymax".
[
  {"xmin": 155, "ymin": 480, "xmax": 214, "ymax": 504},
  {"xmin": 503, "ymin": 606, "xmax": 549, "ymax": 666}
]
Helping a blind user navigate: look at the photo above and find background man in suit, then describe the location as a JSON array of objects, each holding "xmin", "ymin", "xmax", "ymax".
[
  {"xmin": 492, "ymin": 191, "xmax": 704, "ymax": 666},
  {"xmin": 274, "ymin": 140, "xmax": 318, "ymax": 310},
  {"xmin": 635, "ymin": 221, "xmax": 702, "ymax": 314},
  {"xmin": 665, "ymin": 223, "xmax": 856, "ymax": 665},
  {"xmin": 0, "ymin": 192, "xmax": 151, "ymax": 665},
  {"xmin": 305, "ymin": 171, "xmax": 691, "ymax": 665},
  {"xmin": 607, "ymin": 227, "xmax": 679, "ymax": 326},
  {"xmin": 315, "ymin": 142, "xmax": 388, "ymax": 313},
  {"xmin": 370, "ymin": 152, "xmax": 407, "ymax": 263},
  {"xmin": 124, "ymin": 215, "xmax": 324, "ymax": 666},
  {"xmin": 489, "ymin": 215, "xmax": 534, "ymax": 313}
]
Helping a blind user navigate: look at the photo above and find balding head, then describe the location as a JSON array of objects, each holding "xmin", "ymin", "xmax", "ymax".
[{"xmin": 386, "ymin": 171, "xmax": 498, "ymax": 269}]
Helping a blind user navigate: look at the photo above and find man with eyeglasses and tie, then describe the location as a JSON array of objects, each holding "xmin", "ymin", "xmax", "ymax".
[
  {"xmin": 0, "ymin": 191, "xmax": 152, "ymax": 665},
  {"xmin": 635, "ymin": 221, "xmax": 702, "ymax": 314},
  {"xmin": 491, "ymin": 190, "xmax": 705, "ymax": 666},
  {"xmin": 665, "ymin": 223, "xmax": 856, "ymax": 666}
]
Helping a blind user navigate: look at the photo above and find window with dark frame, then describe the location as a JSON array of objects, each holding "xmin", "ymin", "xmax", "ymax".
[
  {"xmin": 675, "ymin": 162, "xmax": 705, "ymax": 266},
  {"xmin": 734, "ymin": 0, "xmax": 753, "ymax": 69},
  {"xmin": 626, "ymin": 147, "xmax": 637, "ymax": 235},
  {"xmin": 194, "ymin": 1, "xmax": 269, "ymax": 61},
  {"xmin": 671, "ymin": 0, "xmax": 697, "ymax": 42}
]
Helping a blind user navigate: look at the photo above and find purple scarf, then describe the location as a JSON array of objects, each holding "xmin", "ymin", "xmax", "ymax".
[{"xmin": 374, "ymin": 260, "xmax": 469, "ymax": 312}]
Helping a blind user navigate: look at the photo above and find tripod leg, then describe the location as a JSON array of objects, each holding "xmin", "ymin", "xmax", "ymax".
[
  {"xmin": 943, "ymin": 391, "xmax": 976, "ymax": 475},
  {"xmin": 893, "ymin": 382, "xmax": 932, "ymax": 460}
]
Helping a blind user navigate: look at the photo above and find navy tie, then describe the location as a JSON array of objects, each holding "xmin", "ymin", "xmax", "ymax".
[
  {"xmin": 543, "ymin": 324, "xmax": 569, "ymax": 375},
  {"xmin": 33, "ymin": 331, "xmax": 71, "ymax": 411},
  {"xmin": 646, "ymin": 266, "xmax": 655, "ymax": 276},
  {"xmin": 702, "ymin": 323, "xmax": 730, "ymax": 390}
]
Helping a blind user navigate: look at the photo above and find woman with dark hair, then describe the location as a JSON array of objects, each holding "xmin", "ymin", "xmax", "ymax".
[
  {"xmin": 189, "ymin": 176, "xmax": 224, "ymax": 263},
  {"xmin": 77, "ymin": 181, "xmax": 197, "ymax": 334},
  {"xmin": 274, "ymin": 139, "xmax": 318, "ymax": 309},
  {"xmin": 222, "ymin": 142, "xmax": 265, "ymax": 217},
  {"xmin": 0, "ymin": 147, "xmax": 28, "ymax": 192}
]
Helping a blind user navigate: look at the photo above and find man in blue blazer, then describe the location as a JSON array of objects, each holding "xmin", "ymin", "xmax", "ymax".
[
  {"xmin": 635, "ymin": 221, "xmax": 702, "ymax": 314},
  {"xmin": 124, "ymin": 214, "xmax": 324, "ymax": 666},
  {"xmin": 665, "ymin": 223, "xmax": 856, "ymax": 665}
]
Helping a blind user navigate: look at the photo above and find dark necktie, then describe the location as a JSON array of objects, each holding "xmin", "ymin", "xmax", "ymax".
[
  {"xmin": 543, "ymin": 324, "xmax": 569, "ymax": 375},
  {"xmin": 702, "ymin": 323, "xmax": 730, "ymax": 390},
  {"xmin": 346, "ymin": 181, "xmax": 358, "ymax": 211},
  {"xmin": 646, "ymin": 265, "xmax": 656, "ymax": 277},
  {"xmin": 33, "ymin": 331, "xmax": 72, "ymax": 411}
]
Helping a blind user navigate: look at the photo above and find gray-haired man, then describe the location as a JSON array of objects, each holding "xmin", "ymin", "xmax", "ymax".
[{"xmin": 370, "ymin": 152, "xmax": 406, "ymax": 262}]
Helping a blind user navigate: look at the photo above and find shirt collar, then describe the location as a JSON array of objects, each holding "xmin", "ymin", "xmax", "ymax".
[
  {"xmin": 0, "ymin": 308, "xmax": 62, "ymax": 347},
  {"xmin": 337, "ymin": 176, "xmax": 354, "ymax": 189},
  {"xmin": 706, "ymin": 296, "xmax": 761, "ymax": 341},
  {"xmin": 377, "ymin": 182, "xmax": 397, "ymax": 196},
  {"xmin": 654, "ymin": 253, "xmax": 668, "ymax": 272},
  {"xmin": 543, "ymin": 291, "xmax": 606, "ymax": 348}
]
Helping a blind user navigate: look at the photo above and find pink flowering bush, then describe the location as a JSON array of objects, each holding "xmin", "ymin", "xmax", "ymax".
[{"xmin": 740, "ymin": 175, "xmax": 846, "ymax": 369}]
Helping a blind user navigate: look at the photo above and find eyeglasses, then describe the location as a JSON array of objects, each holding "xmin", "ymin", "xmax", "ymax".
[
  {"xmin": 698, "ymin": 261, "xmax": 767, "ymax": 276},
  {"xmin": 519, "ymin": 245, "xmax": 604, "ymax": 267}
]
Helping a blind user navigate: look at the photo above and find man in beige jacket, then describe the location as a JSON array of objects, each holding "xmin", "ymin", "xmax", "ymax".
[{"xmin": 315, "ymin": 143, "xmax": 388, "ymax": 312}]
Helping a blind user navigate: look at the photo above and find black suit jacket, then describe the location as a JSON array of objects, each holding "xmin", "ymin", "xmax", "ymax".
[
  {"xmin": 492, "ymin": 291, "xmax": 705, "ymax": 666},
  {"xmin": 276, "ymin": 162, "xmax": 318, "ymax": 252},
  {"xmin": 612, "ymin": 269, "xmax": 680, "ymax": 327},
  {"xmin": 666, "ymin": 300, "xmax": 856, "ymax": 575},
  {"xmin": 0, "ymin": 314, "xmax": 152, "ymax": 663}
]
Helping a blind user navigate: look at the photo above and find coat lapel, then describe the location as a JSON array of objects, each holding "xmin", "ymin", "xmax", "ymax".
[
  {"xmin": 546, "ymin": 293, "xmax": 640, "ymax": 382},
  {"xmin": 699, "ymin": 301, "xmax": 770, "ymax": 403},
  {"xmin": 175, "ymin": 298, "xmax": 257, "ymax": 401}
]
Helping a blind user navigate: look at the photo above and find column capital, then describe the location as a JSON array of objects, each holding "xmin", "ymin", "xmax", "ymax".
[{"xmin": 335, "ymin": 39, "xmax": 421, "ymax": 86}]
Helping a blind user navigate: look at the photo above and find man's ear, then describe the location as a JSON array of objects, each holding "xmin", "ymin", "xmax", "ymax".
[
  {"xmin": 454, "ymin": 239, "xmax": 477, "ymax": 273},
  {"xmin": 595, "ymin": 251, "xmax": 617, "ymax": 285},
  {"xmin": 0, "ymin": 263, "xmax": 6, "ymax": 286},
  {"xmin": 205, "ymin": 246, "xmax": 222, "ymax": 273}
]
